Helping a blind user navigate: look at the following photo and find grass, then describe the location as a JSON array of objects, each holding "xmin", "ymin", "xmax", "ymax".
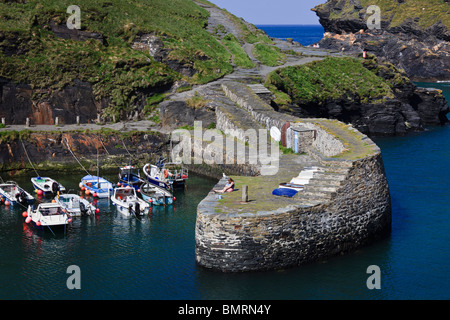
[
  {"xmin": 252, "ymin": 43, "xmax": 286, "ymax": 67},
  {"xmin": 265, "ymin": 57, "xmax": 395, "ymax": 106},
  {"xmin": 222, "ymin": 34, "xmax": 254, "ymax": 69},
  {"xmin": 185, "ymin": 92, "xmax": 211, "ymax": 109}
]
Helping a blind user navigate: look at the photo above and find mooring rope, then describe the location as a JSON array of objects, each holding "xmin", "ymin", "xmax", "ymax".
[
  {"xmin": 63, "ymin": 137, "xmax": 91, "ymax": 177},
  {"xmin": 20, "ymin": 138, "xmax": 40, "ymax": 177}
]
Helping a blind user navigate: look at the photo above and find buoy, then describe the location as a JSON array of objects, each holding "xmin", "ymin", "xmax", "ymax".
[
  {"xmin": 5, "ymin": 200, "xmax": 10, "ymax": 206},
  {"xmin": 79, "ymin": 182, "xmax": 83, "ymax": 188},
  {"xmin": 85, "ymin": 189, "xmax": 90, "ymax": 196},
  {"xmin": 173, "ymin": 197, "xmax": 176, "ymax": 201},
  {"xmin": 81, "ymin": 186, "xmax": 85, "ymax": 191},
  {"xmin": 137, "ymin": 189, "xmax": 141, "ymax": 193},
  {"xmin": 22, "ymin": 211, "xmax": 28, "ymax": 217},
  {"xmin": 149, "ymin": 199, "xmax": 153, "ymax": 203},
  {"xmin": 68, "ymin": 218, "xmax": 72, "ymax": 223},
  {"xmin": 25, "ymin": 216, "xmax": 32, "ymax": 223},
  {"xmin": 37, "ymin": 189, "xmax": 43, "ymax": 196},
  {"xmin": 92, "ymin": 192, "xmax": 97, "ymax": 197},
  {"xmin": 117, "ymin": 182, "xmax": 121, "ymax": 187},
  {"xmin": 95, "ymin": 208, "xmax": 100, "ymax": 214},
  {"xmin": 52, "ymin": 199, "xmax": 56, "ymax": 203},
  {"xmin": 36, "ymin": 221, "xmax": 41, "ymax": 227}
]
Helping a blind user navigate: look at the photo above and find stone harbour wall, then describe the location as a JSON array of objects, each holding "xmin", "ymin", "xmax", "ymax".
[{"xmin": 195, "ymin": 152, "xmax": 391, "ymax": 272}]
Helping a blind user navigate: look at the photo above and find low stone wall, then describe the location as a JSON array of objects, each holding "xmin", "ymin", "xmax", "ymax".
[
  {"xmin": 195, "ymin": 152, "xmax": 391, "ymax": 272},
  {"xmin": 299, "ymin": 122, "xmax": 346, "ymax": 158}
]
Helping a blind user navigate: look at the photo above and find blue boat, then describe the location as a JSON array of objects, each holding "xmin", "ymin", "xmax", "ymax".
[
  {"xmin": 80, "ymin": 175, "xmax": 114, "ymax": 199},
  {"xmin": 117, "ymin": 166, "xmax": 145, "ymax": 190}
]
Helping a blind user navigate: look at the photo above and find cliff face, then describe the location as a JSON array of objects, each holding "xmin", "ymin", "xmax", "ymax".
[
  {"xmin": 0, "ymin": 130, "xmax": 169, "ymax": 174},
  {"xmin": 266, "ymin": 56, "xmax": 449, "ymax": 136},
  {"xmin": 313, "ymin": 0, "xmax": 450, "ymax": 81}
]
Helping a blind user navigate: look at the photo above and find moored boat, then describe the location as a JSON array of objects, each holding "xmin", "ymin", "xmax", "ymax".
[
  {"xmin": 55, "ymin": 193, "xmax": 97, "ymax": 217},
  {"xmin": 31, "ymin": 177, "xmax": 66, "ymax": 195},
  {"xmin": 0, "ymin": 181, "xmax": 34, "ymax": 206},
  {"xmin": 80, "ymin": 175, "xmax": 114, "ymax": 198},
  {"xmin": 117, "ymin": 165, "xmax": 145, "ymax": 190},
  {"xmin": 111, "ymin": 187, "xmax": 150, "ymax": 217},
  {"xmin": 24, "ymin": 203, "xmax": 72, "ymax": 229},
  {"xmin": 140, "ymin": 183, "xmax": 175, "ymax": 206},
  {"xmin": 143, "ymin": 163, "xmax": 173, "ymax": 193}
]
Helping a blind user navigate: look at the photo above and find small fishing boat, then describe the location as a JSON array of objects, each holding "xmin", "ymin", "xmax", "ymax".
[
  {"xmin": 0, "ymin": 181, "xmax": 34, "ymax": 206},
  {"xmin": 143, "ymin": 163, "xmax": 173, "ymax": 193},
  {"xmin": 141, "ymin": 183, "xmax": 175, "ymax": 206},
  {"xmin": 24, "ymin": 203, "xmax": 72, "ymax": 229},
  {"xmin": 31, "ymin": 176, "xmax": 66, "ymax": 195},
  {"xmin": 164, "ymin": 164, "xmax": 188, "ymax": 189},
  {"xmin": 155, "ymin": 157, "xmax": 188, "ymax": 188},
  {"xmin": 117, "ymin": 165, "xmax": 145, "ymax": 190},
  {"xmin": 55, "ymin": 193, "xmax": 97, "ymax": 217},
  {"xmin": 111, "ymin": 187, "xmax": 150, "ymax": 217},
  {"xmin": 80, "ymin": 175, "xmax": 114, "ymax": 198}
]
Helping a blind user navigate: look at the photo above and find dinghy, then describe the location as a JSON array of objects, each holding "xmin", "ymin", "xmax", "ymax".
[
  {"xmin": 80, "ymin": 175, "xmax": 114, "ymax": 198},
  {"xmin": 31, "ymin": 177, "xmax": 66, "ymax": 195},
  {"xmin": 140, "ymin": 183, "xmax": 175, "ymax": 206},
  {"xmin": 0, "ymin": 181, "xmax": 34, "ymax": 206},
  {"xmin": 111, "ymin": 187, "xmax": 150, "ymax": 217},
  {"xmin": 55, "ymin": 193, "xmax": 97, "ymax": 217}
]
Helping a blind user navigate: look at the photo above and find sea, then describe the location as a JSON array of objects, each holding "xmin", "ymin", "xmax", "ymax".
[{"xmin": 0, "ymin": 25, "xmax": 449, "ymax": 301}]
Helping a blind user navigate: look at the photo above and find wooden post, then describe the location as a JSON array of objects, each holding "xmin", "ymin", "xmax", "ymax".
[
  {"xmin": 55, "ymin": 117, "xmax": 59, "ymax": 126},
  {"xmin": 76, "ymin": 115, "xmax": 80, "ymax": 125},
  {"xmin": 242, "ymin": 185, "xmax": 248, "ymax": 203},
  {"xmin": 97, "ymin": 114, "xmax": 101, "ymax": 124},
  {"xmin": 25, "ymin": 117, "xmax": 30, "ymax": 128},
  {"xmin": 1, "ymin": 118, "xmax": 5, "ymax": 126}
]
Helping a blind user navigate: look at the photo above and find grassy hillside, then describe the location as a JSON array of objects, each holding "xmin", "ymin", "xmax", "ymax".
[
  {"xmin": 265, "ymin": 56, "xmax": 403, "ymax": 107},
  {"xmin": 0, "ymin": 0, "xmax": 237, "ymax": 117}
]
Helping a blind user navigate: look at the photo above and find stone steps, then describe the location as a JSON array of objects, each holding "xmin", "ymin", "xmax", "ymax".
[
  {"xmin": 307, "ymin": 177, "xmax": 343, "ymax": 187},
  {"xmin": 312, "ymin": 171, "xmax": 348, "ymax": 181}
]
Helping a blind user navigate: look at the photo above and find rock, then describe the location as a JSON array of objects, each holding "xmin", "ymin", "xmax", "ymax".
[{"xmin": 313, "ymin": 0, "xmax": 450, "ymax": 81}]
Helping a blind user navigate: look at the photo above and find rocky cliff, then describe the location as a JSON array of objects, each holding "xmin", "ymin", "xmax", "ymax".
[{"xmin": 313, "ymin": 0, "xmax": 450, "ymax": 81}]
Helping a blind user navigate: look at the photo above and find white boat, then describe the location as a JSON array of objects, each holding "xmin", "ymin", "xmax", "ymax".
[
  {"xmin": 55, "ymin": 194, "xmax": 96, "ymax": 217},
  {"xmin": 31, "ymin": 176, "xmax": 66, "ymax": 195},
  {"xmin": 111, "ymin": 187, "xmax": 150, "ymax": 217},
  {"xmin": 80, "ymin": 175, "xmax": 114, "ymax": 198},
  {"xmin": 24, "ymin": 203, "xmax": 72, "ymax": 229},
  {"xmin": 0, "ymin": 181, "xmax": 34, "ymax": 206},
  {"xmin": 140, "ymin": 183, "xmax": 175, "ymax": 206}
]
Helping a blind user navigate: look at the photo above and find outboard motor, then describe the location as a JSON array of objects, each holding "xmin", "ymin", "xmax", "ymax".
[
  {"xmin": 135, "ymin": 202, "xmax": 140, "ymax": 215},
  {"xmin": 80, "ymin": 202, "xmax": 88, "ymax": 216},
  {"xmin": 52, "ymin": 182, "xmax": 59, "ymax": 194},
  {"xmin": 16, "ymin": 191, "xmax": 28, "ymax": 207}
]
